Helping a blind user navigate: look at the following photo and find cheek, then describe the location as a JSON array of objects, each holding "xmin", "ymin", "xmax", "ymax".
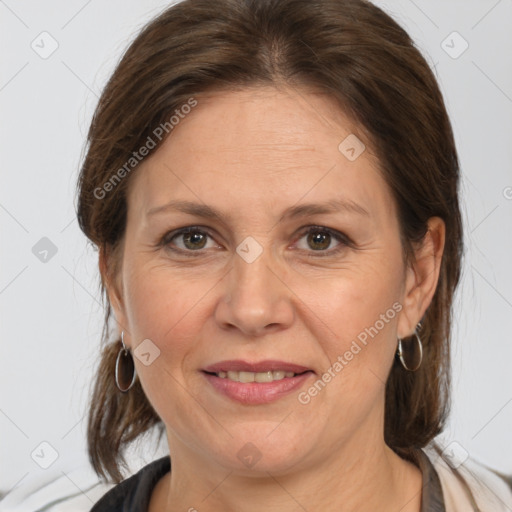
[
  {"xmin": 121, "ymin": 261, "xmax": 215, "ymax": 422},
  {"xmin": 310, "ymin": 253, "xmax": 402, "ymax": 337},
  {"xmin": 304, "ymin": 256, "xmax": 404, "ymax": 394},
  {"xmin": 122, "ymin": 259, "xmax": 215, "ymax": 364},
  {"xmin": 125, "ymin": 261, "xmax": 209, "ymax": 342}
]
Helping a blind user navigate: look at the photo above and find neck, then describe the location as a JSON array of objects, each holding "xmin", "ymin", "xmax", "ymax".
[{"xmin": 151, "ymin": 427, "xmax": 423, "ymax": 512}]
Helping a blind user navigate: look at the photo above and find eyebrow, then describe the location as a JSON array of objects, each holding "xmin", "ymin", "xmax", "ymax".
[{"xmin": 146, "ymin": 198, "xmax": 370, "ymax": 222}]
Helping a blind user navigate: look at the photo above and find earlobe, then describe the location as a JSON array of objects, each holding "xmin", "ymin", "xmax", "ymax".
[{"xmin": 398, "ymin": 217, "xmax": 446, "ymax": 337}]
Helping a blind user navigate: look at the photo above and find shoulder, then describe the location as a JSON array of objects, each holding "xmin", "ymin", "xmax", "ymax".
[
  {"xmin": 422, "ymin": 441, "xmax": 512, "ymax": 512},
  {"xmin": 91, "ymin": 456, "xmax": 171, "ymax": 511}
]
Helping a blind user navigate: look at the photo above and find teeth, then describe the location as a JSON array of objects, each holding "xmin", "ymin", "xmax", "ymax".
[{"xmin": 217, "ymin": 370, "xmax": 297, "ymax": 382}]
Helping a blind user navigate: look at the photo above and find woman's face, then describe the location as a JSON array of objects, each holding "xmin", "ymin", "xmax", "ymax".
[{"xmin": 108, "ymin": 86, "xmax": 433, "ymax": 475}]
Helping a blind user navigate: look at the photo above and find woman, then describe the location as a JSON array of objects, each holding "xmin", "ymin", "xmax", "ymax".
[{"xmin": 76, "ymin": 0, "xmax": 512, "ymax": 510}]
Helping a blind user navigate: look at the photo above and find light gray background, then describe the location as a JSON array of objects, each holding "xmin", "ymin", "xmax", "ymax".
[{"xmin": 1, "ymin": 0, "xmax": 511, "ymax": 504}]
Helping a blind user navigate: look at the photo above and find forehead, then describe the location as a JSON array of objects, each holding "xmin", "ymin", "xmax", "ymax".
[{"xmin": 127, "ymin": 86, "xmax": 393, "ymax": 223}]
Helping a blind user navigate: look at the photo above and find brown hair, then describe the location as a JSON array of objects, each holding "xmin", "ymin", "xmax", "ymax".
[{"xmin": 77, "ymin": 0, "xmax": 463, "ymax": 483}]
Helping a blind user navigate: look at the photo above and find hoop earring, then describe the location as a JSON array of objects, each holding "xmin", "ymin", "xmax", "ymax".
[
  {"xmin": 397, "ymin": 322, "xmax": 423, "ymax": 372},
  {"xmin": 115, "ymin": 331, "xmax": 136, "ymax": 392}
]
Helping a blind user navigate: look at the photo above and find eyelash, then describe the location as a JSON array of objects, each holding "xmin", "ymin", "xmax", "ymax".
[{"xmin": 159, "ymin": 225, "xmax": 354, "ymax": 258}]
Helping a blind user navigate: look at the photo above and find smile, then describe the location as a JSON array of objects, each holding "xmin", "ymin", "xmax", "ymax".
[
  {"xmin": 201, "ymin": 360, "xmax": 315, "ymax": 404},
  {"xmin": 214, "ymin": 370, "xmax": 299, "ymax": 382}
]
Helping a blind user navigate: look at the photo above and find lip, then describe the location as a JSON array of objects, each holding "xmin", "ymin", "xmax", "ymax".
[
  {"xmin": 202, "ymin": 359, "xmax": 313, "ymax": 374},
  {"xmin": 202, "ymin": 371, "xmax": 314, "ymax": 405}
]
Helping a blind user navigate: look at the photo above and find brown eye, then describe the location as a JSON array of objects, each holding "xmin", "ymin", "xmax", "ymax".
[
  {"xmin": 182, "ymin": 231, "xmax": 208, "ymax": 250},
  {"xmin": 307, "ymin": 230, "xmax": 331, "ymax": 250},
  {"xmin": 294, "ymin": 226, "xmax": 350, "ymax": 257},
  {"xmin": 164, "ymin": 228, "xmax": 217, "ymax": 252}
]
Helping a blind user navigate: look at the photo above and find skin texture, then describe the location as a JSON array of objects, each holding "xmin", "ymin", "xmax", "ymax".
[{"xmin": 102, "ymin": 86, "xmax": 445, "ymax": 512}]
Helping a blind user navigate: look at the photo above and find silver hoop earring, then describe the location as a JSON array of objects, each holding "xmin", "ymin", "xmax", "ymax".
[
  {"xmin": 115, "ymin": 331, "xmax": 136, "ymax": 392},
  {"xmin": 397, "ymin": 322, "xmax": 423, "ymax": 372}
]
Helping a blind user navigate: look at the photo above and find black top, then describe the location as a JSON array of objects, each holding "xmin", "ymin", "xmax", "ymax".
[
  {"xmin": 90, "ymin": 456, "xmax": 171, "ymax": 512},
  {"xmin": 90, "ymin": 450, "xmax": 445, "ymax": 511}
]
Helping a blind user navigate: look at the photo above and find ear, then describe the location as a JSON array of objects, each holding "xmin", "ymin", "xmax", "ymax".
[
  {"xmin": 99, "ymin": 244, "xmax": 130, "ymax": 341},
  {"xmin": 397, "ymin": 217, "xmax": 445, "ymax": 338}
]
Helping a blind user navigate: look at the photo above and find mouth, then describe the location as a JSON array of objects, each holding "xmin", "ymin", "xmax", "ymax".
[
  {"xmin": 201, "ymin": 360, "xmax": 315, "ymax": 404},
  {"xmin": 205, "ymin": 369, "xmax": 310, "ymax": 383},
  {"xmin": 202, "ymin": 359, "xmax": 314, "ymax": 378}
]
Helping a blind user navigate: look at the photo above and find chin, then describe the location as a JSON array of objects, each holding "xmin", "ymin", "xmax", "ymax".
[{"xmin": 212, "ymin": 429, "xmax": 314, "ymax": 476}]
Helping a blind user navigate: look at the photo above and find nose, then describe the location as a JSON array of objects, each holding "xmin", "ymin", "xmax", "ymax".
[{"xmin": 214, "ymin": 248, "xmax": 295, "ymax": 337}]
